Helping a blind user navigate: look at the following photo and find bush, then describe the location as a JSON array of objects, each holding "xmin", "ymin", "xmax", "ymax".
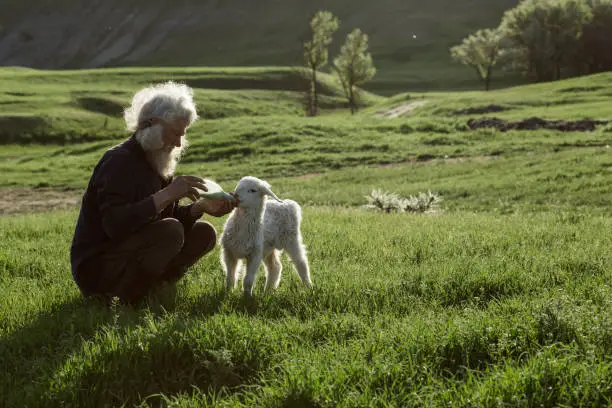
[{"xmin": 364, "ymin": 189, "xmax": 443, "ymax": 214}]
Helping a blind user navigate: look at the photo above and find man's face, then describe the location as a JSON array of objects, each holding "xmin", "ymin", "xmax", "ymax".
[
  {"xmin": 160, "ymin": 118, "xmax": 189, "ymax": 150},
  {"xmin": 136, "ymin": 117, "xmax": 190, "ymax": 178}
]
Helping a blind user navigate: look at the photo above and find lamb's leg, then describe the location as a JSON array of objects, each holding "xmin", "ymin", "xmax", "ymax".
[
  {"xmin": 285, "ymin": 239, "xmax": 312, "ymax": 288},
  {"xmin": 221, "ymin": 248, "xmax": 241, "ymax": 292},
  {"xmin": 263, "ymin": 249, "xmax": 283, "ymax": 292},
  {"xmin": 243, "ymin": 251, "xmax": 263, "ymax": 296}
]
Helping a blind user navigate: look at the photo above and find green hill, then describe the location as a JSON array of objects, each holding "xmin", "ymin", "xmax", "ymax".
[
  {"xmin": 0, "ymin": 66, "xmax": 384, "ymax": 144},
  {"xmin": 0, "ymin": 64, "xmax": 611, "ymax": 408},
  {"xmin": 1, "ymin": 67, "xmax": 610, "ymax": 214},
  {"xmin": 370, "ymin": 71, "xmax": 612, "ymax": 120},
  {"xmin": 1, "ymin": 55, "xmax": 611, "ymax": 407},
  {"xmin": 0, "ymin": 0, "xmax": 520, "ymax": 94}
]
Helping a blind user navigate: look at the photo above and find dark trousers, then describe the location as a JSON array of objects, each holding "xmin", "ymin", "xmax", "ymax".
[{"xmin": 76, "ymin": 219, "xmax": 216, "ymax": 304}]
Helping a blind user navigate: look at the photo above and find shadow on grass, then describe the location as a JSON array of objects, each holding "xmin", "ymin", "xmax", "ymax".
[
  {"xmin": 46, "ymin": 316, "xmax": 263, "ymax": 407},
  {"xmin": 186, "ymin": 286, "xmax": 263, "ymax": 318},
  {"xmin": 281, "ymin": 392, "xmax": 323, "ymax": 408},
  {"xmin": 75, "ymin": 97, "xmax": 124, "ymax": 117},
  {"xmin": 0, "ymin": 296, "xmax": 116, "ymax": 406},
  {"xmin": 0, "ymin": 284, "xmax": 248, "ymax": 407}
]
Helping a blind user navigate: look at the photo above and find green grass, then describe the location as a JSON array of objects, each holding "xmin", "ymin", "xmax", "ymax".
[
  {"xmin": 1, "ymin": 67, "xmax": 611, "ymax": 406},
  {"xmin": 2, "ymin": 128, "xmax": 610, "ymax": 214},
  {"xmin": 0, "ymin": 66, "xmax": 383, "ymax": 144},
  {"xmin": 1, "ymin": 210, "xmax": 610, "ymax": 407},
  {"xmin": 370, "ymin": 71, "xmax": 612, "ymax": 121}
]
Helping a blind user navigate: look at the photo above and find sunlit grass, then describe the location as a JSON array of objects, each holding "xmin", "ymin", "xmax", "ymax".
[
  {"xmin": 1, "ymin": 67, "xmax": 611, "ymax": 407},
  {"xmin": 1, "ymin": 209, "xmax": 610, "ymax": 406}
]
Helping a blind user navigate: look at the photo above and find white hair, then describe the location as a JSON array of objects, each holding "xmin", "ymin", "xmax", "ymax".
[
  {"xmin": 124, "ymin": 81, "xmax": 198, "ymax": 132},
  {"xmin": 134, "ymin": 124, "xmax": 190, "ymax": 179},
  {"xmin": 135, "ymin": 125, "xmax": 165, "ymax": 151}
]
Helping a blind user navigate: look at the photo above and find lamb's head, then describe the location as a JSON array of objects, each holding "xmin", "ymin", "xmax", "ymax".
[{"xmin": 233, "ymin": 176, "xmax": 282, "ymax": 209}]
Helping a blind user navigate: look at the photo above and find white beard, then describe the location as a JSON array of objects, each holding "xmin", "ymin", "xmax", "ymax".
[{"xmin": 135, "ymin": 125, "xmax": 188, "ymax": 179}]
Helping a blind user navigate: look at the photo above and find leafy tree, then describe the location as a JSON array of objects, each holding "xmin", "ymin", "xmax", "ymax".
[
  {"xmin": 333, "ymin": 29, "xmax": 376, "ymax": 114},
  {"xmin": 577, "ymin": 0, "xmax": 612, "ymax": 74},
  {"xmin": 450, "ymin": 29, "xmax": 503, "ymax": 91},
  {"xmin": 545, "ymin": 0, "xmax": 592, "ymax": 79},
  {"xmin": 499, "ymin": 0, "xmax": 591, "ymax": 82},
  {"xmin": 303, "ymin": 10, "xmax": 339, "ymax": 117}
]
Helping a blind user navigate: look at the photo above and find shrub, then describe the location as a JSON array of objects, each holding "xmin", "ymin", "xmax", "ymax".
[{"xmin": 364, "ymin": 189, "xmax": 443, "ymax": 214}]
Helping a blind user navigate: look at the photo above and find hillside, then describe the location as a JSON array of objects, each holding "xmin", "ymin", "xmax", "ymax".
[
  {"xmin": 370, "ymin": 71, "xmax": 612, "ymax": 121},
  {"xmin": 0, "ymin": 63, "xmax": 611, "ymax": 407},
  {"xmin": 0, "ymin": 0, "xmax": 519, "ymax": 94},
  {"xmin": 0, "ymin": 66, "xmax": 385, "ymax": 144},
  {"xmin": 1, "ymin": 67, "xmax": 610, "ymax": 216}
]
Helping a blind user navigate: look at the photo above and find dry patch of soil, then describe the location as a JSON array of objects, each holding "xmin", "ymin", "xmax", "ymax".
[{"xmin": 0, "ymin": 188, "xmax": 82, "ymax": 216}]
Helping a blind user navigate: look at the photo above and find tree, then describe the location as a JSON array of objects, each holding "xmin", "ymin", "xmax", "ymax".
[
  {"xmin": 576, "ymin": 0, "xmax": 612, "ymax": 74},
  {"xmin": 499, "ymin": 0, "xmax": 591, "ymax": 82},
  {"xmin": 333, "ymin": 29, "xmax": 376, "ymax": 114},
  {"xmin": 544, "ymin": 0, "xmax": 592, "ymax": 80},
  {"xmin": 303, "ymin": 10, "xmax": 339, "ymax": 117},
  {"xmin": 450, "ymin": 28, "xmax": 503, "ymax": 91}
]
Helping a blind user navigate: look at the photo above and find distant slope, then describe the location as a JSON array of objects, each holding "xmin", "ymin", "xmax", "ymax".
[
  {"xmin": 2, "ymin": 66, "xmax": 611, "ymax": 148},
  {"xmin": 1, "ymin": 69, "xmax": 610, "ymax": 198},
  {"xmin": 369, "ymin": 71, "xmax": 612, "ymax": 121},
  {"xmin": 0, "ymin": 66, "xmax": 384, "ymax": 144},
  {"xmin": 0, "ymin": 0, "xmax": 519, "ymax": 94}
]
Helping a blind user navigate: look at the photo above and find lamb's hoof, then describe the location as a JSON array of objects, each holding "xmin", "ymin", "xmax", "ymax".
[{"xmin": 263, "ymin": 284, "xmax": 278, "ymax": 294}]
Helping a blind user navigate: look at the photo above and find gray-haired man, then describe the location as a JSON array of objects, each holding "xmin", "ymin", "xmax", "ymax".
[{"xmin": 71, "ymin": 82, "xmax": 236, "ymax": 304}]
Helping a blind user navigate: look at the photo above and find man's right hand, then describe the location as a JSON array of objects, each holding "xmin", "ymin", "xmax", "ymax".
[{"xmin": 152, "ymin": 175, "xmax": 207, "ymax": 213}]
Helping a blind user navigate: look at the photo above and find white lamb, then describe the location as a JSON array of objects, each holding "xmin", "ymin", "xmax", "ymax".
[{"xmin": 220, "ymin": 176, "xmax": 312, "ymax": 296}]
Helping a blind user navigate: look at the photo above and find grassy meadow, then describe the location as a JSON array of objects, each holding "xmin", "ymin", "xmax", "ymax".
[{"xmin": 0, "ymin": 66, "xmax": 611, "ymax": 407}]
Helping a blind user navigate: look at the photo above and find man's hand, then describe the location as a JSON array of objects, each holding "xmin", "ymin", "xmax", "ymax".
[
  {"xmin": 190, "ymin": 195, "xmax": 237, "ymax": 218},
  {"xmin": 152, "ymin": 175, "xmax": 207, "ymax": 213}
]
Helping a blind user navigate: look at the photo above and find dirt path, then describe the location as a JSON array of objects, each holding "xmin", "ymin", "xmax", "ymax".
[
  {"xmin": 0, "ymin": 188, "xmax": 82, "ymax": 216},
  {"xmin": 376, "ymin": 100, "xmax": 427, "ymax": 118}
]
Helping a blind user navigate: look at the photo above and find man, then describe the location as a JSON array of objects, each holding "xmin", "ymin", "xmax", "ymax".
[{"xmin": 70, "ymin": 81, "xmax": 236, "ymax": 304}]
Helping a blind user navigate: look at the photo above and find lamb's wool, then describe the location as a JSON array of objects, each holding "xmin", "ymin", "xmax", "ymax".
[{"xmin": 220, "ymin": 176, "xmax": 312, "ymax": 296}]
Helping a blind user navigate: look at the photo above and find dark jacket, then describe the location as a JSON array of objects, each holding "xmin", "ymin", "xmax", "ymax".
[{"xmin": 70, "ymin": 136, "xmax": 198, "ymax": 279}]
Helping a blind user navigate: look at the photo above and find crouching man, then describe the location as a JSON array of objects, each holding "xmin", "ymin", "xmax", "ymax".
[{"xmin": 70, "ymin": 81, "xmax": 236, "ymax": 304}]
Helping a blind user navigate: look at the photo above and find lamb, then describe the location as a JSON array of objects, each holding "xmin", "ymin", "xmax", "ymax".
[{"xmin": 220, "ymin": 176, "xmax": 312, "ymax": 296}]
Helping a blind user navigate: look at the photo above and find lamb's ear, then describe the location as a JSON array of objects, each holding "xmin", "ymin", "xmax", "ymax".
[{"xmin": 262, "ymin": 184, "xmax": 283, "ymax": 202}]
